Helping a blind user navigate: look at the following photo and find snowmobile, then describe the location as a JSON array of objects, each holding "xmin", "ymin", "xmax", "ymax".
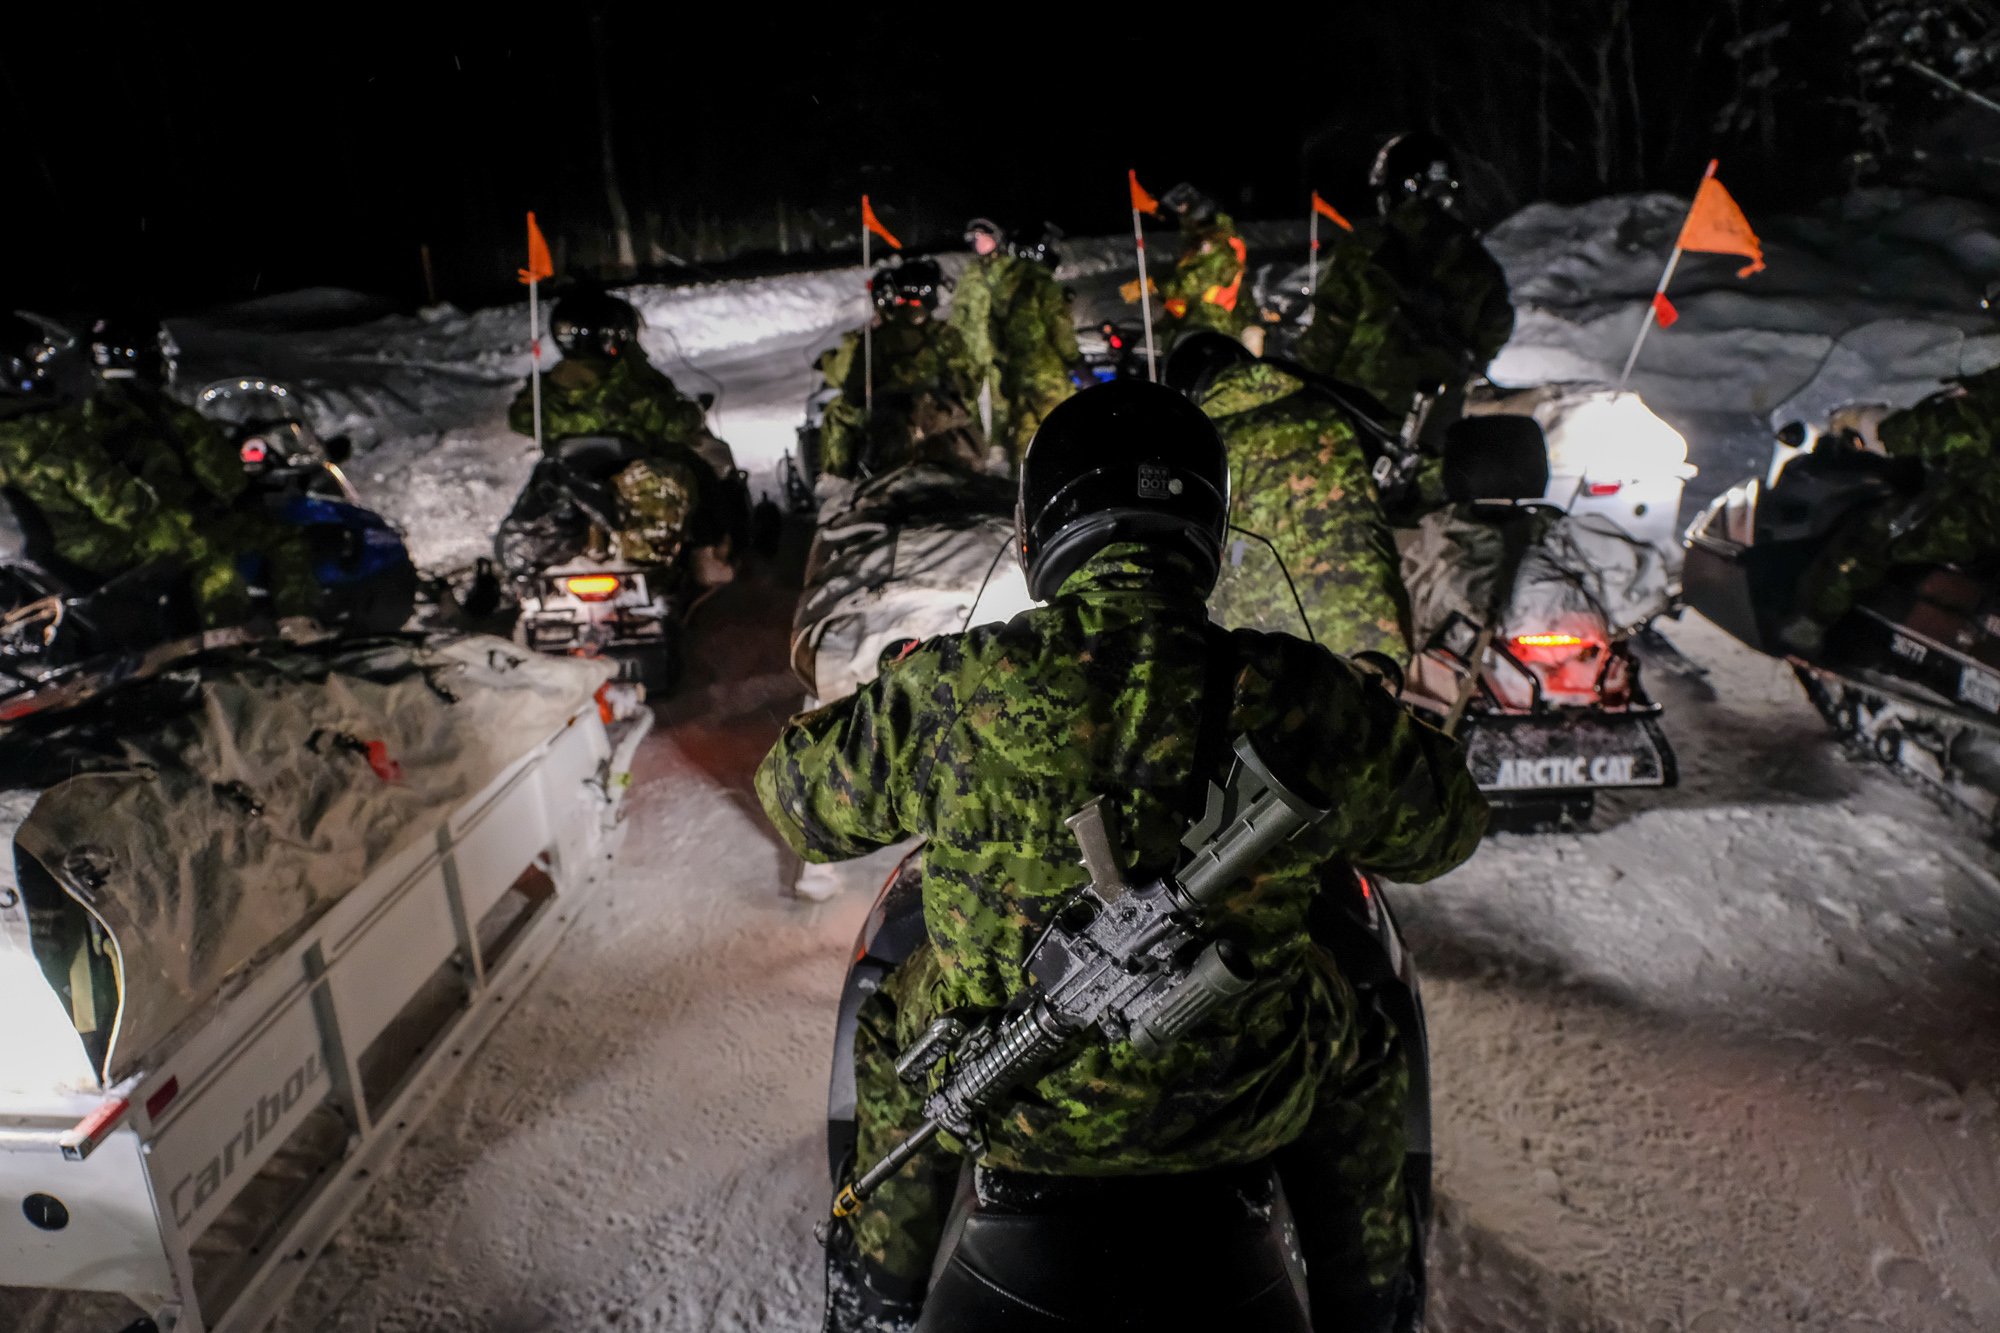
[
  {"xmin": 1396, "ymin": 413, "xmax": 1679, "ymax": 829},
  {"xmin": 497, "ymin": 433, "xmax": 697, "ymax": 698},
  {"xmin": 1684, "ymin": 431, "xmax": 2000, "ymax": 824},
  {"xmin": 823, "ymin": 846, "xmax": 1432, "ymax": 1333}
]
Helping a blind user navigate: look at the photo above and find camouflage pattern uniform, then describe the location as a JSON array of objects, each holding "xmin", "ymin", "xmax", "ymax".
[
  {"xmin": 92, "ymin": 380, "xmax": 322, "ymax": 620},
  {"xmin": 1802, "ymin": 365, "xmax": 2000, "ymax": 627},
  {"xmin": 509, "ymin": 349, "xmax": 716, "ymax": 557},
  {"xmin": 757, "ymin": 543, "xmax": 1485, "ymax": 1299},
  {"xmin": 815, "ymin": 316, "xmax": 981, "ymax": 479},
  {"xmin": 0, "ymin": 389, "xmax": 317, "ymax": 625},
  {"xmin": 1297, "ymin": 200, "xmax": 1514, "ymax": 428},
  {"xmin": 1200, "ymin": 362, "xmax": 1412, "ymax": 660},
  {"xmin": 1162, "ymin": 211, "xmax": 1252, "ymax": 338},
  {"xmin": 946, "ymin": 254, "xmax": 1083, "ymax": 458}
]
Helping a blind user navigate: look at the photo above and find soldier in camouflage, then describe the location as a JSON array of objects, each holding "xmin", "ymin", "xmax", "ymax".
[
  {"xmin": 1175, "ymin": 338, "xmax": 1411, "ymax": 661},
  {"xmin": 0, "ymin": 313, "xmax": 311, "ymax": 627},
  {"xmin": 1790, "ymin": 364, "xmax": 2000, "ymax": 650},
  {"xmin": 945, "ymin": 219, "xmax": 1083, "ymax": 462},
  {"xmin": 509, "ymin": 289, "xmax": 727, "ymax": 567},
  {"xmin": 757, "ymin": 381, "xmax": 1484, "ymax": 1330},
  {"xmin": 815, "ymin": 259, "xmax": 983, "ymax": 479},
  {"xmin": 1158, "ymin": 183, "xmax": 1253, "ymax": 339},
  {"xmin": 1296, "ymin": 133, "xmax": 1514, "ymax": 433}
]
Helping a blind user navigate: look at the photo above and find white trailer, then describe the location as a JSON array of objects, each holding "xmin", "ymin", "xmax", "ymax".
[{"xmin": 0, "ymin": 641, "xmax": 649, "ymax": 1333}]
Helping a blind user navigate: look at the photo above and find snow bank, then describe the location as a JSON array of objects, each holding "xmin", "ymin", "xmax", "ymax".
[{"xmin": 1489, "ymin": 188, "xmax": 2000, "ymax": 421}]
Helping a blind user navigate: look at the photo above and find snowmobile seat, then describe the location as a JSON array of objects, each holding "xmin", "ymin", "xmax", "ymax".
[
  {"xmin": 1441, "ymin": 414, "xmax": 1550, "ymax": 503},
  {"xmin": 915, "ymin": 1160, "xmax": 1311, "ymax": 1332},
  {"xmin": 552, "ymin": 433, "xmax": 649, "ymax": 482}
]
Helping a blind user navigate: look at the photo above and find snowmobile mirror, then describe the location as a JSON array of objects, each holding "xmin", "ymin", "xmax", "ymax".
[
  {"xmin": 322, "ymin": 435, "xmax": 354, "ymax": 464},
  {"xmin": 698, "ymin": 392, "xmax": 716, "ymax": 412},
  {"xmin": 1441, "ymin": 415, "xmax": 1550, "ymax": 502},
  {"xmin": 1775, "ymin": 420, "xmax": 1808, "ymax": 449}
]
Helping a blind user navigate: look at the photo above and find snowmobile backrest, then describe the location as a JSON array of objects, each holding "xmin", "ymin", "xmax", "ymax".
[
  {"xmin": 1442, "ymin": 415, "xmax": 1550, "ymax": 502},
  {"xmin": 553, "ymin": 434, "xmax": 647, "ymax": 479}
]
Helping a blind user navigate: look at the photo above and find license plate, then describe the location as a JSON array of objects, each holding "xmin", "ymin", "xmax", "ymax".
[{"xmin": 1463, "ymin": 714, "xmax": 1672, "ymax": 792}]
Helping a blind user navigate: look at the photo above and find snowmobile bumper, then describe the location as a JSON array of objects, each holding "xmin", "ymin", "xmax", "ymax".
[{"xmin": 1462, "ymin": 708, "xmax": 1678, "ymax": 800}]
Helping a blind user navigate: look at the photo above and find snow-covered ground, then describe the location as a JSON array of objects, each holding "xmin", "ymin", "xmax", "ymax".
[{"xmin": 12, "ymin": 194, "xmax": 2000, "ymax": 1331}]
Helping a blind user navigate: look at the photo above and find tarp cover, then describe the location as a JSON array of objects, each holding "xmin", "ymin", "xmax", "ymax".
[
  {"xmin": 6, "ymin": 635, "xmax": 609, "ymax": 1083},
  {"xmin": 1403, "ymin": 505, "xmax": 1674, "ymax": 645},
  {"xmin": 791, "ymin": 465, "xmax": 1035, "ymax": 701}
]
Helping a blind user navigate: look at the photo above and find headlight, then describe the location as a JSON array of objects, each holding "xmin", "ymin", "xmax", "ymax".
[{"xmin": 1544, "ymin": 392, "xmax": 1690, "ymax": 482}]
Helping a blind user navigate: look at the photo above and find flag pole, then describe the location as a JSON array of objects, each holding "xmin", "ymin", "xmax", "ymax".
[
  {"xmin": 528, "ymin": 277, "xmax": 544, "ymax": 452},
  {"xmin": 1308, "ymin": 202, "xmax": 1320, "ymax": 299},
  {"xmin": 862, "ymin": 198, "xmax": 874, "ymax": 414},
  {"xmin": 1133, "ymin": 195, "xmax": 1157, "ymax": 382},
  {"xmin": 1616, "ymin": 159, "xmax": 1716, "ymax": 395}
]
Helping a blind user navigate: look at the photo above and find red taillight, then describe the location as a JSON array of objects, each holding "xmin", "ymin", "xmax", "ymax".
[
  {"xmin": 240, "ymin": 438, "xmax": 268, "ymax": 463},
  {"xmin": 1512, "ymin": 633, "xmax": 1587, "ymax": 649},
  {"xmin": 566, "ymin": 574, "xmax": 622, "ymax": 601},
  {"xmin": 145, "ymin": 1077, "xmax": 180, "ymax": 1119},
  {"xmin": 1109, "ymin": 335, "xmax": 1124, "ymax": 349},
  {"xmin": 1586, "ymin": 481, "xmax": 1622, "ymax": 496}
]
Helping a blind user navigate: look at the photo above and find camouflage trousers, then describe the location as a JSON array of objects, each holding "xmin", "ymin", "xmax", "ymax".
[
  {"xmin": 844, "ymin": 942, "xmax": 1413, "ymax": 1308},
  {"xmin": 44, "ymin": 507, "xmax": 314, "ymax": 628},
  {"xmin": 999, "ymin": 366, "xmax": 1077, "ymax": 460},
  {"xmin": 611, "ymin": 459, "xmax": 697, "ymax": 563},
  {"xmin": 1801, "ymin": 486, "xmax": 2000, "ymax": 627}
]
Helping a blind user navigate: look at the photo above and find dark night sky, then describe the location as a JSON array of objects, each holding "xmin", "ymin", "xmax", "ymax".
[{"xmin": 1, "ymin": 3, "xmax": 1877, "ymax": 316}]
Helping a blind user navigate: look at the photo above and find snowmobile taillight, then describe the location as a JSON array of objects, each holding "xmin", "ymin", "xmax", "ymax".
[
  {"xmin": 1501, "ymin": 632, "xmax": 1614, "ymax": 708},
  {"xmin": 1586, "ymin": 481, "xmax": 1623, "ymax": 497},
  {"xmin": 240, "ymin": 438, "xmax": 268, "ymax": 464},
  {"xmin": 565, "ymin": 574, "xmax": 623, "ymax": 601}
]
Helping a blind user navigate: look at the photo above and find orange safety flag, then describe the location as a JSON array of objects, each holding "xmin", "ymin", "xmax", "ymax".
[
  {"xmin": 1311, "ymin": 191, "xmax": 1354, "ymax": 232},
  {"xmin": 1651, "ymin": 291, "xmax": 1679, "ymax": 328},
  {"xmin": 861, "ymin": 195, "xmax": 903, "ymax": 251},
  {"xmin": 1676, "ymin": 163, "xmax": 1764, "ymax": 277},
  {"xmin": 518, "ymin": 211, "xmax": 554, "ymax": 285},
  {"xmin": 1129, "ymin": 169, "xmax": 1160, "ymax": 216}
]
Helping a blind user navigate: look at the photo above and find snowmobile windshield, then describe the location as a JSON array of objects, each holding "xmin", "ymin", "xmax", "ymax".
[{"xmin": 195, "ymin": 377, "xmax": 312, "ymax": 432}]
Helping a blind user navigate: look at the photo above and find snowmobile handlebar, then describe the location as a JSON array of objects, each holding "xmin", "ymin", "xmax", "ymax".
[{"xmin": 831, "ymin": 736, "xmax": 1329, "ymax": 1222}]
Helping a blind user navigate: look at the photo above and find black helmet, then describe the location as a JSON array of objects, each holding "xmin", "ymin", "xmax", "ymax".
[
  {"xmin": 551, "ymin": 288, "xmax": 642, "ymax": 359},
  {"xmin": 1016, "ymin": 379, "xmax": 1231, "ymax": 601},
  {"xmin": 871, "ymin": 257, "xmax": 944, "ymax": 314},
  {"xmin": 1, "ymin": 312, "xmax": 85, "ymax": 410},
  {"xmin": 1012, "ymin": 221, "xmax": 1064, "ymax": 269},
  {"xmin": 88, "ymin": 313, "xmax": 178, "ymax": 385},
  {"xmin": 1159, "ymin": 182, "xmax": 1218, "ymax": 227},
  {"xmin": 1370, "ymin": 131, "xmax": 1459, "ymax": 215},
  {"xmin": 1161, "ymin": 330, "xmax": 1255, "ymax": 399}
]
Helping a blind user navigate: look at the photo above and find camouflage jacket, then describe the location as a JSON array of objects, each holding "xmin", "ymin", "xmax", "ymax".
[
  {"xmin": 816, "ymin": 317, "xmax": 982, "ymax": 478},
  {"xmin": 1298, "ymin": 200, "xmax": 1514, "ymax": 424},
  {"xmin": 508, "ymin": 350, "xmax": 710, "ymax": 457},
  {"xmin": 1200, "ymin": 362, "xmax": 1411, "ymax": 659},
  {"xmin": 757, "ymin": 544, "xmax": 1484, "ymax": 1173},
  {"xmin": 0, "ymin": 401, "xmax": 209, "ymax": 575},
  {"xmin": 946, "ymin": 254, "xmax": 1081, "ymax": 446},
  {"xmin": 1881, "ymin": 364, "xmax": 2000, "ymax": 491},
  {"xmin": 90, "ymin": 381, "xmax": 247, "ymax": 512},
  {"xmin": 1162, "ymin": 212, "xmax": 1252, "ymax": 336}
]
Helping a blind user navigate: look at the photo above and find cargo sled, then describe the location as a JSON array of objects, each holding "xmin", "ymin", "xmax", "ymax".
[{"xmin": 0, "ymin": 635, "xmax": 648, "ymax": 1333}]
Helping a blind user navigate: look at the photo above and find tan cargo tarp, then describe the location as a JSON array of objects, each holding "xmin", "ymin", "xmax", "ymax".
[
  {"xmin": 790, "ymin": 465, "xmax": 1035, "ymax": 701},
  {"xmin": 10, "ymin": 635, "xmax": 609, "ymax": 1082}
]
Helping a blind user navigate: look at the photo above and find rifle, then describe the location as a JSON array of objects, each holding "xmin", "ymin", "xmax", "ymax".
[{"xmin": 831, "ymin": 734, "xmax": 1332, "ymax": 1220}]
